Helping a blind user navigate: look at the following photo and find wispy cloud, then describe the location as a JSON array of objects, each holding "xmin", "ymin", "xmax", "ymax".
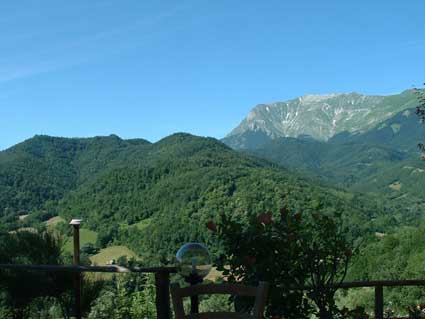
[{"xmin": 0, "ymin": 2, "xmax": 192, "ymax": 84}]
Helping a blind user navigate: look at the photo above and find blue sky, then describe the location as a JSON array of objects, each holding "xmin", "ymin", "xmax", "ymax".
[{"xmin": 1, "ymin": 0, "xmax": 424, "ymax": 150}]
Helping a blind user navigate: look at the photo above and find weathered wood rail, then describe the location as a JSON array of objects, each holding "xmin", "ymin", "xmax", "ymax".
[
  {"xmin": 0, "ymin": 263, "xmax": 177, "ymax": 319},
  {"xmin": 1, "ymin": 263, "xmax": 424, "ymax": 319},
  {"xmin": 2, "ymin": 221, "xmax": 423, "ymax": 318},
  {"xmin": 338, "ymin": 280, "xmax": 425, "ymax": 319}
]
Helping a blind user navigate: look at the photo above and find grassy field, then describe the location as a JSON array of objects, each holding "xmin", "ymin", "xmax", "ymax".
[
  {"xmin": 44, "ymin": 217, "xmax": 139, "ymax": 267},
  {"xmin": 90, "ymin": 245, "xmax": 138, "ymax": 265},
  {"xmin": 63, "ymin": 228, "xmax": 98, "ymax": 253},
  {"xmin": 134, "ymin": 218, "xmax": 152, "ymax": 231},
  {"xmin": 205, "ymin": 267, "xmax": 222, "ymax": 282},
  {"xmin": 45, "ymin": 216, "xmax": 65, "ymax": 230}
]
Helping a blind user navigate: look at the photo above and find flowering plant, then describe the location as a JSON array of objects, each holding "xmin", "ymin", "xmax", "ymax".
[
  {"xmin": 210, "ymin": 208, "xmax": 311, "ymax": 318},
  {"xmin": 208, "ymin": 208, "xmax": 353, "ymax": 319}
]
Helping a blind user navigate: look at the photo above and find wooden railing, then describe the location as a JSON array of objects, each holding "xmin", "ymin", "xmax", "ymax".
[
  {"xmin": 1, "ymin": 221, "xmax": 180, "ymax": 319},
  {"xmin": 1, "ymin": 263, "xmax": 425, "ymax": 319},
  {"xmin": 2, "ymin": 222, "xmax": 423, "ymax": 318},
  {"xmin": 338, "ymin": 279, "xmax": 425, "ymax": 319},
  {"xmin": 0, "ymin": 263, "xmax": 177, "ymax": 319}
]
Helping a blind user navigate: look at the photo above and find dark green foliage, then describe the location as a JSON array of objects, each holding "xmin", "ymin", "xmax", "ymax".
[
  {"xmin": 211, "ymin": 209, "xmax": 353, "ymax": 319},
  {"xmin": 339, "ymin": 306, "xmax": 369, "ymax": 319},
  {"xmin": 0, "ymin": 231, "xmax": 73, "ymax": 319},
  {"xmin": 81, "ymin": 243, "xmax": 99, "ymax": 255},
  {"xmin": 0, "ymin": 230, "xmax": 111, "ymax": 319},
  {"xmin": 304, "ymin": 213, "xmax": 353, "ymax": 319},
  {"xmin": 347, "ymin": 224, "xmax": 425, "ymax": 312},
  {"xmin": 87, "ymin": 264, "xmax": 156, "ymax": 319},
  {"xmin": 213, "ymin": 210, "xmax": 312, "ymax": 319},
  {"xmin": 406, "ymin": 304, "xmax": 425, "ymax": 318},
  {"xmin": 0, "ymin": 134, "xmax": 151, "ymax": 230},
  {"xmin": 0, "ymin": 133, "xmax": 402, "ymax": 260},
  {"xmin": 2, "ymin": 131, "xmax": 425, "ymax": 315}
]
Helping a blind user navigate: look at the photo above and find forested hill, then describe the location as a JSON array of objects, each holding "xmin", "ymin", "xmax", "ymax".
[
  {"xmin": 0, "ymin": 134, "xmax": 151, "ymax": 219},
  {"xmin": 0, "ymin": 132, "xmax": 407, "ymax": 260},
  {"xmin": 0, "ymin": 133, "xmax": 271, "ymax": 226}
]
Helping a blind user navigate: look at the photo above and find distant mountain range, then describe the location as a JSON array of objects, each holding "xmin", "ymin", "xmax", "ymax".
[
  {"xmin": 222, "ymin": 90, "xmax": 425, "ymax": 205},
  {"xmin": 224, "ymin": 90, "xmax": 419, "ymax": 149}
]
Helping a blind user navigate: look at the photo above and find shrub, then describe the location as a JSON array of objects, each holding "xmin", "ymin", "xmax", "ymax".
[{"xmin": 210, "ymin": 208, "xmax": 353, "ymax": 319}]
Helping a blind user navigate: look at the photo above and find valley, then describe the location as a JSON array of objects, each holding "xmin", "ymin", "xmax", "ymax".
[{"xmin": 1, "ymin": 89, "xmax": 425, "ymax": 313}]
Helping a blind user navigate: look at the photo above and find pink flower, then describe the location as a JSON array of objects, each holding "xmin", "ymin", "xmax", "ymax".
[
  {"xmin": 206, "ymin": 220, "xmax": 217, "ymax": 232},
  {"xmin": 258, "ymin": 212, "xmax": 272, "ymax": 225}
]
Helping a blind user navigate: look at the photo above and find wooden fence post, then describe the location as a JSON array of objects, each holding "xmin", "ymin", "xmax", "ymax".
[
  {"xmin": 375, "ymin": 285, "xmax": 383, "ymax": 319},
  {"xmin": 155, "ymin": 270, "xmax": 171, "ymax": 319},
  {"xmin": 70, "ymin": 219, "xmax": 82, "ymax": 319}
]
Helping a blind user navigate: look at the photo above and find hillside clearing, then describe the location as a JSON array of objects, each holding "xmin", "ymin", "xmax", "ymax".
[
  {"xmin": 45, "ymin": 216, "xmax": 65, "ymax": 227},
  {"xmin": 90, "ymin": 245, "xmax": 138, "ymax": 265},
  {"xmin": 63, "ymin": 228, "xmax": 98, "ymax": 253}
]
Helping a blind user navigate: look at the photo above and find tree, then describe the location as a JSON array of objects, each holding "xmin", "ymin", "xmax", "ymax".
[
  {"xmin": 87, "ymin": 274, "xmax": 156, "ymax": 319},
  {"xmin": 81, "ymin": 243, "xmax": 99, "ymax": 255},
  {"xmin": 213, "ymin": 209, "xmax": 312, "ymax": 319}
]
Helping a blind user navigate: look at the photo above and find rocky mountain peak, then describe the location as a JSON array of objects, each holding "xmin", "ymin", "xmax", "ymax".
[{"xmin": 224, "ymin": 90, "xmax": 418, "ymax": 149}]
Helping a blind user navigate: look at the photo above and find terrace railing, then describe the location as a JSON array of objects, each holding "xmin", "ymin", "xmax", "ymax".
[
  {"xmin": 338, "ymin": 279, "xmax": 425, "ymax": 319},
  {"xmin": 0, "ymin": 263, "xmax": 177, "ymax": 319},
  {"xmin": 1, "ymin": 263, "xmax": 425, "ymax": 319},
  {"xmin": 1, "ymin": 222, "xmax": 424, "ymax": 318}
]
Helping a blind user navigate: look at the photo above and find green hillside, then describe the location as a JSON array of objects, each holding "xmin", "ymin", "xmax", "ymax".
[
  {"xmin": 345, "ymin": 223, "xmax": 425, "ymax": 312},
  {"xmin": 56, "ymin": 133, "xmax": 381, "ymax": 260},
  {"xmin": 90, "ymin": 246, "xmax": 138, "ymax": 265},
  {"xmin": 1, "ymin": 131, "xmax": 424, "ymax": 271},
  {"xmin": 63, "ymin": 228, "xmax": 98, "ymax": 253},
  {"xmin": 0, "ymin": 134, "xmax": 151, "ymax": 230},
  {"xmin": 237, "ymin": 108, "xmax": 425, "ymax": 211},
  {"xmin": 2, "ymin": 128, "xmax": 425, "ymax": 311},
  {"xmin": 0, "ymin": 132, "xmax": 400, "ymax": 263}
]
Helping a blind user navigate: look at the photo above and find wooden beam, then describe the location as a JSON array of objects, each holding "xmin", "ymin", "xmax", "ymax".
[
  {"xmin": 375, "ymin": 285, "xmax": 384, "ymax": 319},
  {"xmin": 155, "ymin": 270, "xmax": 171, "ymax": 319},
  {"xmin": 0, "ymin": 264, "xmax": 176, "ymax": 273},
  {"xmin": 72, "ymin": 221, "xmax": 82, "ymax": 319}
]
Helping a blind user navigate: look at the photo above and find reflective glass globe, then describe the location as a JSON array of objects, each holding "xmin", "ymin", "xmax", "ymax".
[{"xmin": 176, "ymin": 243, "xmax": 212, "ymax": 278}]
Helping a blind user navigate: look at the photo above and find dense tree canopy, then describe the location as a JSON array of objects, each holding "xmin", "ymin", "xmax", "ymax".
[{"xmin": 2, "ymin": 131, "xmax": 425, "ymax": 317}]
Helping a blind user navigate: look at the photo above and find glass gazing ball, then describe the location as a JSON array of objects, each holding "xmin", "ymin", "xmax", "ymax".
[{"xmin": 176, "ymin": 243, "xmax": 212, "ymax": 279}]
